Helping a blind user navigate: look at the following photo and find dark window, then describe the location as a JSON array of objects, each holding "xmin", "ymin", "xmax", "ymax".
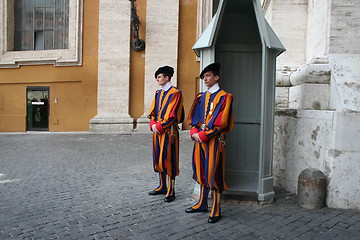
[{"xmin": 14, "ymin": 0, "xmax": 69, "ymax": 51}]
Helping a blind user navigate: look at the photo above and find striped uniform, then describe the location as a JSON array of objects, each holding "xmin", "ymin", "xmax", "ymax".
[
  {"xmin": 148, "ymin": 86, "xmax": 184, "ymax": 196},
  {"xmin": 188, "ymin": 88, "xmax": 234, "ymax": 217}
]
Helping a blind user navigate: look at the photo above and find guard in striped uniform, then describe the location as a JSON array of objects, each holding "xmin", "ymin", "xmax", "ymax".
[
  {"xmin": 185, "ymin": 63, "xmax": 234, "ymax": 223},
  {"xmin": 148, "ymin": 66, "xmax": 184, "ymax": 203}
]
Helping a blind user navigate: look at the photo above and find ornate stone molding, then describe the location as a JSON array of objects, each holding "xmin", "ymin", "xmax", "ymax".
[{"xmin": 290, "ymin": 58, "xmax": 331, "ymax": 86}]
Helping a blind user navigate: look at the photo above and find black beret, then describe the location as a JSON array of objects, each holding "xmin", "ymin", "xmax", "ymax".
[
  {"xmin": 200, "ymin": 62, "xmax": 221, "ymax": 79},
  {"xmin": 155, "ymin": 66, "xmax": 174, "ymax": 79}
]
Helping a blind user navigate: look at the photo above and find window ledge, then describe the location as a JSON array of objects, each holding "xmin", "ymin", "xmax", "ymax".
[{"xmin": 0, "ymin": 49, "xmax": 82, "ymax": 68}]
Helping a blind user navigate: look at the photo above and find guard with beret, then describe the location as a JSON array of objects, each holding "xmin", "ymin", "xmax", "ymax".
[
  {"xmin": 147, "ymin": 66, "xmax": 184, "ymax": 203},
  {"xmin": 186, "ymin": 62, "xmax": 234, "ymax": 223}
]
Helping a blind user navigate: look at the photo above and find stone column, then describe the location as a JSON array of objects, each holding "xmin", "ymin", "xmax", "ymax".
[
  {"xmin": 135, "ymin": 0, "xmax": 180, "ymax": 131},
  {"xmin": 90, "ymin": 0, "xmax": 133, "ymax": 134}
]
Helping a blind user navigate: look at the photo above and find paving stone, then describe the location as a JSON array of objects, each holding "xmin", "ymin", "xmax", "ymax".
[{"xmin": 1, "ymin": 133, "xmax": 360, "ymax": 239}]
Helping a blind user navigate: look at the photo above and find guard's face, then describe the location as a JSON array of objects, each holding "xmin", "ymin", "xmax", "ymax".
[
  {"xmin": 156, "ymin": 73, "xmax": 169, "ymax": 87},
  {"xmin": 202, "ymin": 71, "xmax": 219, "ymax": 89}
]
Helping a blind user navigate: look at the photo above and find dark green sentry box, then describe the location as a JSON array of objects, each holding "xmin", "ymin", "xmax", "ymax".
[{"xmin": 193, "ymin": 0, "xmax": 285, "ymax": 202}]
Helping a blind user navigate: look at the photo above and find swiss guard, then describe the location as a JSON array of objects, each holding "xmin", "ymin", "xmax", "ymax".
[
  {"xmin": 185, "ymin": 63, "xmax": 234, "ymax": 223},
  {"xmin": 147, "ymin": 66, "xmax": 184, "ymax": 203}
]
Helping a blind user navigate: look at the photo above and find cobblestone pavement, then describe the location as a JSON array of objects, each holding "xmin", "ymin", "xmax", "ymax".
[{"xmin": 0, "ymin": 132, "xmax": 359, "ymax": 240}]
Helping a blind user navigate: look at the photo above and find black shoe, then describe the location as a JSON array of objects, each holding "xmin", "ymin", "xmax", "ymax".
[
  {"xmin": 164, "ymin": 195, "xmax": 175, "ymax": 202},
  {"xmin": 185, "ymin": 207, "xmax": 208, "ymax": 213},
  {"xmin": 208, "ymin": 216, "xmax": 221, "ymax": 223},
  {"xmin": 148, "ymin": 189, "xmax": 167, "ymax": 195}
]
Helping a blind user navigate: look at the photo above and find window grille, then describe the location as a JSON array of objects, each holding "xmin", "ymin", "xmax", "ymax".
[{"xmin": 14, "ymin": 0, "xmax": 69, "ymax": 51}]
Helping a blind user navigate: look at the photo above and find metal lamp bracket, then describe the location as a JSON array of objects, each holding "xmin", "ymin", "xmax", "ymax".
[{"xmin": 129, "ymin": 0, "xmax": 145, "ymax": 52}]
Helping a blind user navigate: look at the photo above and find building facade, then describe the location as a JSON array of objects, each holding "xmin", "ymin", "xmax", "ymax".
[
  {"xmin": 0, "ymin": 0, "xmax": 98, "ymax": 132},
  {"xmin": 0, "ymin": 0, "xmax": 204, "ymax": 132},
  {"xmin": 262, "ymin": 0, "xmax": 360, "ymax": 209},
  {"xmin": 1, "ymin": 0, "xmax": 359, "ymax": 209}
]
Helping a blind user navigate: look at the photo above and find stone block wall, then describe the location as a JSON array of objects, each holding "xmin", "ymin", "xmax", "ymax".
[
  {"xmin": 267, "ymin": 0, "xmax": 360, "ymax": 209},
  {"xmin": 327, "ymin": 112, "xmax": 360, "ymax": 208},
  {"xmin": 329, "ymin": 55, "xmax": 360, "ymax": 112},
  {"xmin": 274, "ymin": 110, "xmax": 360, "ymax": 209},
  {"xmin": 329, "ymin": 0, "xmax": 360, "ymax": 55}
]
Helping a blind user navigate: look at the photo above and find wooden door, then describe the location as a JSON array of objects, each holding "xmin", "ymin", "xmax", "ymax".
[{"xmin": 217, "ymin": 45, "xmax": 262, "ymax": 192}]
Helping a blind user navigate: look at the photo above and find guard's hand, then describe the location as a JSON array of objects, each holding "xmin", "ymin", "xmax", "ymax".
[
  {"xmin": 192, "ymin": 133, "xmax": 203, "ymax": 143},
  {"xmin": 152, "ymin": 124, "xmax": 160, "ymax": 134}
]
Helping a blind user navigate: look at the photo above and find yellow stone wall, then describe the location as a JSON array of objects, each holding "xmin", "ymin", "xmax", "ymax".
[
  {"xmin": 178, "ymin": 0, "xmax": 200, "ymax": 129},
  {"xmin": 0, "ymin": 0, "xmax": 199, "ymax": 132},
  {"xmin": 129, "ymin": 0, "xmax": 146, "ymax": 121},
  {"xmin": 0, "ymin": 0, "xmax": 99, "ymax": 132}
]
